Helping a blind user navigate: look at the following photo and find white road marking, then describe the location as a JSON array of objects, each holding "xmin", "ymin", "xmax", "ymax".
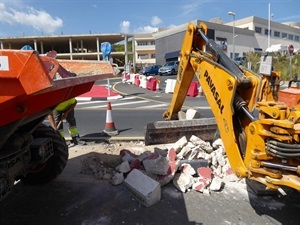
[
  {"xmin": 82, "ymin": 100, "xmax": 150, "ymax": 109},
  {"xmin": 136, "ymin": 103, "xmax": 168, "ymax": 108}
]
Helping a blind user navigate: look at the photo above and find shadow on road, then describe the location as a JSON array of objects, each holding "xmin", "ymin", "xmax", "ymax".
[
  {"xmin": 246, "ymin": 180, "xmax": 300, "ymax": 225},
  {"xmin": 81, "ymin": 129, "xmax": 133, "ymax": 139},
  {"xmin": 0, "ymin": 148, "xmax": 199, "ymax": 225},
  {"xmin": 3, "ymin": 140, "xmax": 300, "ymax": 224}
]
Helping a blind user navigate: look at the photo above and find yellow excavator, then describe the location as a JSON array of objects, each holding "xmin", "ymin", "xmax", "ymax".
[{"xmin": 154, "ymin": 21, "xmax": 300, "ymax": 191}]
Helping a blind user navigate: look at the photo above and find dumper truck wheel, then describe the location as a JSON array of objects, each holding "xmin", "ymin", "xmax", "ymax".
[{"xmin": 22, "ymin": 124, "xmax": 68, "ymax": 184}]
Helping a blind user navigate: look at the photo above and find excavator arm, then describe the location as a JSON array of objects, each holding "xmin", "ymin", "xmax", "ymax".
[{"xmin": 163, "ymin": 22, "xmax": 300, "ymax": 191}]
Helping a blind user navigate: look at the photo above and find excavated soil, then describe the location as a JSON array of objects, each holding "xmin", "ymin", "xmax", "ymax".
[{"xmin": 69, "ymin": 140, "xmax": 173, "ymax": 179}]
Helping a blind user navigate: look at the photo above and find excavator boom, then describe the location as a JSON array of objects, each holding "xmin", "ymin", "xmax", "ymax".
[{"xmin": 157, "ymin": 22, "xmax": 300, "ymax": 191}]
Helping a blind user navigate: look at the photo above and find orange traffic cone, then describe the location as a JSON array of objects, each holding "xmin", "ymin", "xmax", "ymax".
[
  {"xmin": 199, "ymin": 85, "xmax": 204, "ymax": 96},
  {"xmin": 103, "ymin": 101, "xmax": 119, "ymax": 136}
]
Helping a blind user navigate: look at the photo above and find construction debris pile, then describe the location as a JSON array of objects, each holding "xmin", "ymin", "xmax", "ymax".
[{"xmin": 81, "ymin": 135, "xmax": 244, "ymax": 206}]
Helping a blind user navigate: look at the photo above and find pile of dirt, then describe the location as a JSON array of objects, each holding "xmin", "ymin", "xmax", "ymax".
[{"xmin": 72, "ymin": 140, "xmax": 173, "ymax": 180}]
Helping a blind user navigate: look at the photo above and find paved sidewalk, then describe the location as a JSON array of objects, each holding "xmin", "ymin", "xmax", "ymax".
[{"xmin": 76, "ymin": 85, "xmax": 123, "ymax": 101}]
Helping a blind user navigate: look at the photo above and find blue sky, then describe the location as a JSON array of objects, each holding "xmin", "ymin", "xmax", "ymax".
[{"xmin": 0, "ymin": 0, "xmax": 299, "ymax": 37}]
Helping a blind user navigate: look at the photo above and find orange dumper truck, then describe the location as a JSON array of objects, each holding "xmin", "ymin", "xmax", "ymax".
[{"xmin": 0, "ymin": 49, "xmax": 114, "ymax": 200}]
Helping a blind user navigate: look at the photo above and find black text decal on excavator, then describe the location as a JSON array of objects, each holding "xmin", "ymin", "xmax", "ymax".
[{"xmin": 204, "ymin": 70, "xmax": 224, "ymax": 114}]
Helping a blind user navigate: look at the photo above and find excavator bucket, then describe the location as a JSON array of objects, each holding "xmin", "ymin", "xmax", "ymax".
[{"xmin": 145, "ymin": 118, "xmax": 217, "ymax": 145}]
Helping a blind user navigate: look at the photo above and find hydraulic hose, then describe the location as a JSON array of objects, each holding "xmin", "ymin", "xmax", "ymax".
[
  {"xmin": 266, "ymin": 139, "xmax": 300, "ymax": 158},
  {"xmin": 197, "ymin": 28, "xmax": 244, "ymax": 79},
  {"xmin": 233, "ymin": 95, "xmax": 257, "ymax": 122},
  {"xmin": 268, "ymin": 139, "xmax": 300, "ymax": 150}
]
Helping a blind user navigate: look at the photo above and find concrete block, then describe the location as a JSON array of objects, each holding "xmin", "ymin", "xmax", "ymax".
[
  {"xmin": 157, "ymin": 148, "xmax": 180, "ymax": 186},
  {"xmin": 188, "ymin": 147, "xmax": 199, "ymax": 160},
  {"xmin": 172, "ymin": 136, "xmax": 188, "ymax": 153},
  {"xmin": 192, "ymin": 178, "xmax": 211, "ymax": 193},
  {"xmin": 154, "ymin": 147, "xmax": 168, "ymax": 157},
  {"xmin": 179, "ymin": 159, "xmax": 208, "ymax": 171},
  {"xmin": 181, "ymin": 163, "xmax": 196, "ymax": 176},
  {"xmin": 167, "ymin": 147, "xmax": 176, "ymax": 162},
  {"xmin": 120, "ymin": 149, "xmax": 138, "ymax": 163},
  {"xmin": 210, "ymin": 177, "xmax": 224, "ymax": 191},
  {"xmin": 177, "ymin": 145, "xmax": 192, "ymax": 159},
  {"xmin": 124, "ymin": 169, "xmax": 161, "ymax": 207},
  {"xmin": 197, "ymin": 167, "xmax": 212, "ymax": 181},
  {"xmin": 137, "ymin": 151, "xmax": 152, "ymax": 161},
  {"xmin": 177, "ymin": 111, "xmax": 186, "ymax": 120},
  {"xmin": 212, "ymin": 138, "xmax": 224, "ymax": 149},
  {"xmin": 130, "ymin": 159, "xmax": 142, "ymax": 171},
  {"xmin": 190, "ymin": 135, "xmax": 205, "ymax": 145},
  {"xmin": 193, "ymin": 181, "xmax": 206, "ymax": 192},
  {"xmin": 212, "ymin": 166, "xmax": 222, "ymax": 177},
  {"xmin": 197, "ymin": 150, "xmax": 211, "ymax": 161},
  {"xmin": 216, "ymin": 153, "xmax": 226, "ymax": 167},
  {"xmin": 190, "ymin": 135, "xmax": 213, "ymax": 153},
  {"xmin": 143, "ymin": 153, "xmax": 169, "ymax": 175},
  {"xmin": 186, "ymin": 108, "xmax": 202, "ymax": 120},
  {"xmin": 211, "ymin": 152, "xmax": 218, "ymax": 167},
  {"xmin": 111, "ymin": 172, "xmax": 124, "ymax": 185},
  {"xmin": 116, "ymin": 161, "xmax": 131, "ymax": 173},
  {"xmin": 173, "ymin": 173, "xmax": 194, "ymax": 193}
]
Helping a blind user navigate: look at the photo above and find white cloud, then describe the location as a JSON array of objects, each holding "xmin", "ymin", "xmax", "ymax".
[
  {"xmin": 0, "ymin": 3, "xmax": 63, "ymax": 34},
  {"xmin": 134, "ymin": 26, "xmax": 158, "ymax": 34},
  {"xmin": 120, "ymin": 21, "xmax": 130, "ymax": 33},
  {"xmin": 181, "ymin": 0, "xmax": 211, "ymax": 17},
  {"xmin": 151, "ymin": 16, "xmax": 162, "ymax": 26}
]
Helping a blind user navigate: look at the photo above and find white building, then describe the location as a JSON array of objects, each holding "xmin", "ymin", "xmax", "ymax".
[
  {"xmin": 153, "ymin": 16, "xmax": 300, "ymax": 65},
  {"xmin": 133, "ymin": 33, "xmax": 156, "ymax": 70},
  {"xmin": 228, "ymin": 16, "xmax": 300, "ymax": 54}
]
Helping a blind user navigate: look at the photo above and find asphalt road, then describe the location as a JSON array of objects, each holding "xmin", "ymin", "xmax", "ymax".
[
  {"xmin": 1, "ymin": 143, "xmax": 300, "ymax": 225},
  {"xmin": 1, "ymin": 77, "xmax": 299, "ymax": 225},
  {"xmin": 72, "ymin": 76, "xmax": 213, "ymax": 141}
]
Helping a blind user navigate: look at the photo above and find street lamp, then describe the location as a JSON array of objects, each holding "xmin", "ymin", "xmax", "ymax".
[{"xmin": 227, "ymin": 11, "xmax": 236, "ymax": 59}]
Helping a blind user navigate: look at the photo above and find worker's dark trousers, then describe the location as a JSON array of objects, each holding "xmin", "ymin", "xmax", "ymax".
[{"xmin": 53, "ymin": 109, "xmax": 79, "ymax": 137}]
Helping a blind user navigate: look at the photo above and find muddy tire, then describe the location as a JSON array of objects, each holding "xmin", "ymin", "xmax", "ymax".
[{"xmin": 22, "ymin": 124, "xmax": 68, "ymax": 184}]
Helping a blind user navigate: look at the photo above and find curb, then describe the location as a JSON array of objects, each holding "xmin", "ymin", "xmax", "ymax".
[{"xmin": 65, "ymin": 136, "xmax": 145, "ymax": 142}]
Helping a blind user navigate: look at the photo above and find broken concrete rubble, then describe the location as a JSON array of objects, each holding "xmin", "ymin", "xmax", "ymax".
[
  {"xmin": 111, "ymin": 172, "xmax": 124, "ymax": 185},
  {"xmin": 80, "ymin": 135, "xmax": 243, "ymax": 206},
  {"xmin": 143, "ymin": 153, "xmax": 170, "ymax": 175},
  {"xmin": 173, "ymin": 172, "xmax": 194, "ymax": 192},
  {"xmin": 172, "ymin": 136, "xmax": 188, "ymax": 153},
  {"xmin": 115, "ymin": 161, "xmax": 131, "ymax": 173}
]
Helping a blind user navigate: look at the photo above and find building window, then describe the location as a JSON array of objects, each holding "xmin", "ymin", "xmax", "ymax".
[
  {"xmin": 274, "ymin": 31, "xmax": 280, "ymax": 37},
  {"xmin": 254, "ymin": 48, "xmax": 263, "ymax": 52},
  {"xmin": 151, "ymin": 54, "xmax": 156, "ymax": 58},
  {"xmin": 295, "ymin": 36, "xmax": 300, "ymax": 42},
  {"xmin": 138, "ymin": 54, "xmax": 148, "ymax": 59},
  {"xmin": 288, "ymin": 34, "xmax": 293, "ymax": 40},
  {"xmin": 264, "ymin": 29, "xmax": 271, "ymax": 36},
  {"xmin": 150, "ymin": 41, "xmax": 155, "ymax": 45},
  {"xmin": 137, "ymin": 42, "xmax": 148, "ymax": 46},
  {"xmin": 255, "ymin": 27, "xmax": 262, "ymax": 34},
  {"xmin": 282, "ymin": 33, "xmax": 287, "ymax": 39}
]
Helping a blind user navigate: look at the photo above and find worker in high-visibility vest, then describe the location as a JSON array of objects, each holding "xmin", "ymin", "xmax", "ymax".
[{"xmin": 48, "ymin": 98, "xmax": 86, "ymax": 145}]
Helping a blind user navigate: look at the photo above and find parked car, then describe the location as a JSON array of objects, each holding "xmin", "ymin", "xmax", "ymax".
[
  {"xmin": 139, "ymin": 65, "xmax": 161, "ymax": 76},
  {"xmin": 234, "ymin": 56, "xmax": 246, "ymax": 65},
  {"xmin": 158, "ymin": 61, "xmax": 179, "ymax": 76}
]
